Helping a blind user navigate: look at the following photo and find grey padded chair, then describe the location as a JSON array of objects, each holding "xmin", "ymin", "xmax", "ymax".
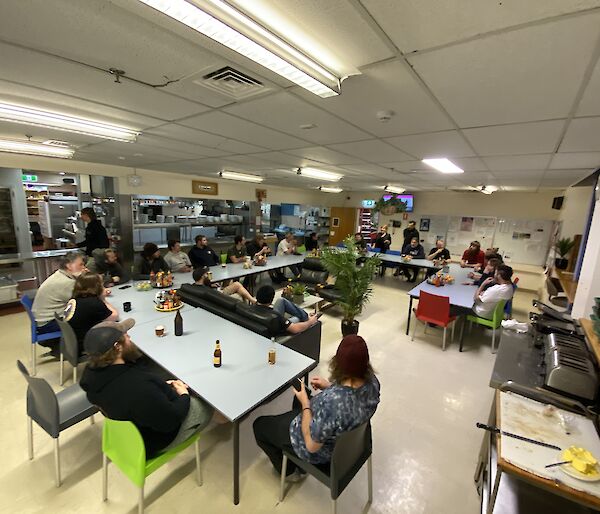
[
  {"xmin": 54, "ymin": 313, "xmax": 88, "ymax": 385},
  {"xmin": 279, "ymin": 421, "xmax": 373, "ymax": 514},
  {"xmin": 17, "ymin": 360, "xmax": 98, "ymax": 487},
  {"xmin": 546, "ymin": 276, "xmax": 569, "ymax": 308}
]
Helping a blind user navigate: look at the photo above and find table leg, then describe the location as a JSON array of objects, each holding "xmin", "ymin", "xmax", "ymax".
[
  {"xmin": 406, "ymin": 296, "xmax": 413, "ymax": 335},
  {"xmin": 233, "ymin": 420, "xmax": 240, "ymax": 505}
]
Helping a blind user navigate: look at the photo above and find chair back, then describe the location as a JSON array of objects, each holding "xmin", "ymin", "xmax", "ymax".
[
  {"xmin": 491, "ymin": 299, "xmax": 508, "ymax": 327},
  {"xmin": 16, "ymin": 360, "xmax": 60, "ymax": 437},
  {"xmin": 54, "ymin": 313, "xmax": 80, "ymax": 367},
  {"xmin": 546, "ymin": 276, "xmax": 559, "ymax": 297},
  {"xmin": 296, "ymin": 245, "xmax": 306, "ymax": 254},
  {"xmin": 416, "ymin": 291, "xmax": 451, "ymax": 324},
  {"xmin": 330, "ymin": 421, "xmax": 372, "ymax": 497},
  {"xmin": 370, "ymin": 247, "xmax": 381, "ymax": 253},
  {"xmin": 20, "ymin": 296, "xmax": 37, "ymax": 340},
  {"xmin": 102, "ymin": 419, "xmax": 147, "ymax": 488}
]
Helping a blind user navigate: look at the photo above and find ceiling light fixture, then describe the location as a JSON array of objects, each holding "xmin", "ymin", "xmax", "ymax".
[
  {"xmin": 219, "ymin": 170, "xmax": 263, "ymax": 183},
  {"xmin": 0, "ymin": 138, "xmax": 74, "ymax": 159},
  {"xmin": 422, "ymin": 158, "xmax": 464, "ymax": 174},
  {"xmin": 0, "ymin": 102, "xmax": 140, "ymax": 142},
  {"xmin": 297, "ymin": 167, "xmax": 342, "ymax": 182},
  {"xmin": 319, "ymin": 186, "xmax": 342, "ymax": 193},
  {"xmin": 137, "ymin": 0, "xmax": 340, "ymax": 98},
  {"xmin": 478, "ymin": 185, "xmax": 498, "ymax": 195},
  {"xmin": 384, "ymin": 185, "xmax": 406, "ymax": 194}
]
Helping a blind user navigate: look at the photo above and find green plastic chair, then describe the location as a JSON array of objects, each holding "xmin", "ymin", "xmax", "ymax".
[
  {"xmin": 297, "ymin": 244, "xmax": 306, "ymax": 254},
  {"xmin": 102, "ymin": 419, "xmax": 201, "ymax": 514},
  {"xmin": 220, "ymin": 253, "xmax": 227, "ymax": 265},
  {"xmin": 461, "ymin": 299, "xmax": 507, "ymax": 354}
]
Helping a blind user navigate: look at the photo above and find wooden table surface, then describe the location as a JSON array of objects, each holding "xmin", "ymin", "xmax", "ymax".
[
  {"xmin": 580, "ymin": 318, "xmax": 600, "ymax": 365},
  {"xmin": 555, "ymin": 268, "xmax": 578, "ymax": 303}
]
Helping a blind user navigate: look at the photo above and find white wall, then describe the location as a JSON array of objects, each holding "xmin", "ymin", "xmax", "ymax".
[
  {"xmin": 573, "ymin": 193, "xmax": 600, "ymax": 319},
  {"xmin": 558, "ymin": 186, "xmax": 592, "ymax": 240}
]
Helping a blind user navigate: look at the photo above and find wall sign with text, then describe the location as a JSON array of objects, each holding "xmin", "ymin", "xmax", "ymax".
[{"xmin": 192, "ymin": 180, "xmax": 218, "ymax": 195}]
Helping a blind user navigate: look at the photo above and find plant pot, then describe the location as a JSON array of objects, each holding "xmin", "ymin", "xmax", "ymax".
[
  {"xmin": 293, "ymin": 294, "xmax": 304, "ymax": 305},
  {"xmin": 380, "ymin": 206, "xmax": 397, "ymax": 215},
  {"xmin": 341, "ymin": 318, "xmax": 359, "ymax": 336},
  {"xmin": 555, "ymin": 258, "xmax": 568, "ymax": 270}
]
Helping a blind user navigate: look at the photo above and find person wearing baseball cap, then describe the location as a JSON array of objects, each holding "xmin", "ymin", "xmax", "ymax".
[
  {"xmin": 80, "ymin": 319, "xmax": 215, "ymax": 458},
  {"xmin": 253, "ymin": 335, "xmax": 380, "ymax": 481},
  {"xmin": 192, "ymin": 266, "xmax": 257, "ymax": 303}
]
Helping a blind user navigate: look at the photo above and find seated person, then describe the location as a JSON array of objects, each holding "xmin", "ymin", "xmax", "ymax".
[
  {"xmin": 188, "ymin": 235, "xmax": 219, "ymax": 269},
  {"xmin": 305, "ymin": 232, "xmax": 319, "ymax": 252},
  {"xmin": 254, "ymin": 285, "xmax": 318, "ymax": 335},
  {"xmin": 425, "ymin": 239, "xmax": 451, "ymax": 277},
  {"xmin": 164, "ymin": 239, "xmax": 192, "ymax": 273},
  {"xmin": 227, "ymin": 235, "xmax": 247, "ymax": 263},
  {"xmin": 466, "ymin": 257, "xmax": 503, "ymax": 287},
  {"xmin": 246, "ymin": 233, "xmax": 272, "ymax": 259},
  {"xmin": 354, "ymin": 232, "xmax": 368, "ymax": 251},
  {"xmin": 397, "ymin": 237, "xmax": 425, "ymax": 282},
  {"xmin": 460, "ymin": 241, "xmax": 485, "ymax": 268},
  {"xmin": 86, "ymin": 248, "xmax": 130, "ymax": 285},
  {"xmin": 276, "ymin": 232, "xmax": 301, "ymax": 278},
  {"xmin": 134, "ymin": 243, "xmax": 170, "ymax": 280},
  {"xmin": 474, "ymin": 249, "xmax": 502, "ymax": 273},
  {"xmin": 253, "ymin": 335, "xmax": 380, "ymax": 480},
  {"xmin": 472, "ymin": 264, "xmax": 515, "ymax": 319},
  {"xmin": 64, "ymin": 272, "xmax": 119, "ymax": 355},
  {"xmin": 192, "ymin": 266, "xmax": 256, "ymax": 303},
  {"xmin": 32, "ymin": 252, "xmax": 87, "ymax": 355}
]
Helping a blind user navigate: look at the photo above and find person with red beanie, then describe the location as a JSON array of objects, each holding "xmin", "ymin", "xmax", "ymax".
[{"xmin": 253, "ymin": 335, "xmax": 380, "ymax": 481}]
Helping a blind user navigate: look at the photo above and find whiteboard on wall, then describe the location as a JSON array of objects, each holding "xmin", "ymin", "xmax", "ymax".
[
  {"xmin": 494, "ymin": 218, "xmax": 556, "ymax": 266},
  {"xmin": 418, "ymin": 215, "xmax": 450, "ymax": 251},
  {"xmin": 446, "ymin": 216, "xmax": 496, "ymax": 252}
]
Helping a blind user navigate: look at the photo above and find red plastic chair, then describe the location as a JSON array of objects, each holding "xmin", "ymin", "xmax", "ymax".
[{"xmin": 411, "ymin": 291, "xmax": 457, "ymax": 351}]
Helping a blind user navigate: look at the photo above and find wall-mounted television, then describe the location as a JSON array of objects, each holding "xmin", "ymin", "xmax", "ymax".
[{"xmin": 382, "ymin": 193, "xmax": 414, "ymax": 212}]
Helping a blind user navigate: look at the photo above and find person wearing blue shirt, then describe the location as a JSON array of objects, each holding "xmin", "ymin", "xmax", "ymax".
[{"xmin": 253, "ymin": 335, "xmax": 380, "ymax": 482}]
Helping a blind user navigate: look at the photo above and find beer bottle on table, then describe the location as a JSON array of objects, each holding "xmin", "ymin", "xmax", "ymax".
[
  {"xmin": 213, "ymin": 340, "xmax": 222, "ymax": 368},
  {"xmin": 174, "ymin": 310, "xmax": 183, "ymax": 336}
]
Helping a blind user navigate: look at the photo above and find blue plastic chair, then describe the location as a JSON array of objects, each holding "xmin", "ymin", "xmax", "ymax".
[
  {"xmin": 369, "ymin": 248, "xmax": 381, "ymax": 253},
  {"xmin": 21, "ymin": 296, "xmax": 61, "ymax": 376},
  {"xmin": 382, "ymin": 250, "xmax": 402, "ymax": 273},
  {"xmin": 504, "ymin": 279, "xmax": 518, "ymax": 317},
  {"xmin": 336, "ymin": 242, "xmax": 346, "ymax": 248}
]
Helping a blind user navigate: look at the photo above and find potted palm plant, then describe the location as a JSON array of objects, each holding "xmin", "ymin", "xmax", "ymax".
[
  {"xmin": 320, "ymin": 235, "xmax": 381, "ymax": 336},
  {"xmin": 290, "ymin": 282, "xmax": 307, "ymax": 305},
  {"xmin": 554, "ymin": 237, "xmax": 575, "ymax": 270}
]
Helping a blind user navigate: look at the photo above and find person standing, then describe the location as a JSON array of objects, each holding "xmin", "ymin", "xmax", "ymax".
[
  {"xmin": 76, "ymin": 207, "xmax": 110, "ymax": 257},
  {"xmin": 374, "ymin": 225, "xmax": 392, "ymax": 254},
  {"xmin": 253, "ymin": 335, "xmax": 380, "ymax": 479},
  {"xmin": 403, "ymin": 221, "xmax": 419, "ymax": 249},
  {"xmin": 164, "ymin": 240, "xmax": 192, "ymax": 273},
  {"xmin": 188, "ymin": 235, "xmax": 219, "ymax": 269}
]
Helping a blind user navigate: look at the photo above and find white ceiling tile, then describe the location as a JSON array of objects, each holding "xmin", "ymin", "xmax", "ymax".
[
  {"xmin": 327, "ymin": 140, "xmax": 414, "ymax": 162},
  {"xmin": 489, "ymin": 170, "xmax": 546, "ymax": 179},
  {"xmin": 143, "ymin": 158, "xmax": 235, "ymax": 174},
  {"xmin": 543, "ymin": 169, "xmax": 594, "ymax": 182},
  {"xmin": 285, "ymin": 147, "xmax": 365, "ymax": 165},
  {"xmin": 0, "ymin": 43, "xmax": 209, "ymax": 121},
  {"xmin": 223, "ymin": 92, "xmax": 371, "ymax": 144},
  {"xmin": 363, "ymin": 0, "xmax": 600, "ymax": 52},
  {"xmin": 179, "ymin": 112, "xmax": 308, "ymax": 150},
  {"xmin": 559, "ymin": 118, "xmax": 600, "ymax": 152},
  {"xmin": 228, "ymin": 0, "xmax": 393, "ymax": 73},
  {"xmin": 408, "ymin": 12, "xmax": 600, "ymax": 126},
  {"xmin": 550, "ymin": 152, "xmax": 600, "ymax": 169},
  {"xmin": 577, "ymin": 58, "xmax": 600, "ymax": 116},
  {"xmin": 483, "ymin": 154, "xmax": 552, "ymax": 171},
  {"xmin": 451, "ymin": 157, "xmax": 488, "ymax": 172},
  {"xmin": 385, "ymin": 130, "xmax": 475, "ymax": 158},
  {"xmin": 295, "ymin": 60, "xmax": 454, "ymax": 137},
  {"xmin": 463, "ymin": 120, "xmax": 565, "ymax": 155}
]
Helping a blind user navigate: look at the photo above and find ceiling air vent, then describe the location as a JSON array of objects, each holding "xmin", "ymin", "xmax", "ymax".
[{"xmin": 195, "ymin": 66, "xmax": 265, "ymax": 100}]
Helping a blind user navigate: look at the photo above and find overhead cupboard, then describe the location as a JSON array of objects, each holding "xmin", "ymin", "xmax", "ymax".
[{"xmin": 417, "ymin": 215, "xmax": 557, "ymax": 266}]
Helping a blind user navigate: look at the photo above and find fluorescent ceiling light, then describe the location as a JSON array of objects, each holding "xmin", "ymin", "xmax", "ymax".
[
  {"xmin": 219, "ymin": 170, "xmax": 263, "ymax": 183},
  {"xmin": 298, "ymin": 167, "xmax": 342, "ymax": 182},
  {"xmin": 0, "ymin": 102, "xmax": 140, "ymax": 142},
  {"xmin": 0, "ymin": 138, "xmax": 74, "ymax": 159},
  {"xmin": 384, "ymin": 185, "xmax": 406, "ymax": 194},
  {"xmin": 478, "ymin": 185, "xmax": 498, "ymax": 195},
  {"xmin": 137, "ymin": 0, "xmax": 340, "ymax": 98},
  {"xmin": 319, "ymin": 186, "xmax": 342, "ymax": 193},
  {"xmin": 422, "ymin": 158, "xmax": 464, "ymax": 174}
]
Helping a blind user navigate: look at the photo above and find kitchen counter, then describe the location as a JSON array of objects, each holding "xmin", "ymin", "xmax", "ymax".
[
  {"xmin": 490, "ymin": 330, "xmax": 544, "ymax": 389},
  {"xmin": 0, "ymin": 248, "xmax": 75, "ymax": 265}
]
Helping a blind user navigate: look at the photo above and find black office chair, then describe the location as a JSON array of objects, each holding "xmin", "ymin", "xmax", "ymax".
[
  {"xmin": 17, "ymin": 360, "xmax": 98, "ymax": 487},
  {"xmin": 546, "ymin": 276, "xmax": 569, "ymax": 309},
  {"xmin": 54, "ymin": 313, "xmax": 88, "ymax": 385},
  {"xmin": 279, "ymin": 421, "xmax": 373, "ymax": 514}
]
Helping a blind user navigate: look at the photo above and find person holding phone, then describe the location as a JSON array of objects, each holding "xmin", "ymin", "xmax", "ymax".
[{"xmin": 253, "ymin": 335, "xmax": 380, "ymax": 482}]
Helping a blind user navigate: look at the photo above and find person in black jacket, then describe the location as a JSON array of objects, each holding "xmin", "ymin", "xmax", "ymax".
[
  {"xmin": 188, "ymin": 235, "xmax": 219, "ymax": 268},
  {"xmin": 399, "ymin": 237, "xmax": 425, "ymax": 282},
  {"xmin": 305, "ymin": 232, "xmax": 319, "ymax": 252},
  {"xmin": 86, "ymin": 248, "xmax": 130, "ymax": 285},
  {"xmin": 80, "ymin": 319, "xmax": 216, "ymax": 458},
  {"xmin": 76, "ymin": 207, "xmax": 109, "ymax": 256},
  {"xmin": 402, "ymin": 220, "xmax": 419, "ymax": 249},
  {"xmin": 134, "ymin": 243, "xmax": 170, "ymax": 280},
  {"xmin": 374, "ymin": 225, "xmax": 392, "ymax": 254}
]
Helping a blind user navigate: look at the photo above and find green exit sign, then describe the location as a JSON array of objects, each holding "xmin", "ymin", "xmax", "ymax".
[{"xmin": 22, "ymin": 174, "xmax": 38, "ymax": 182}]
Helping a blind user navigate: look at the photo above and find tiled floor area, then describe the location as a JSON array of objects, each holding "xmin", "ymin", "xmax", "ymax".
[{"xmin": 0, "ymin": 274, "xmax": 538, "ymax": 514}]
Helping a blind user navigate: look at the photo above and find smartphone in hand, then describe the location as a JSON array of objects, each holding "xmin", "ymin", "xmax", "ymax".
[{"xmin": 292, "ymin": 377, "xmax": 303, "ymax": 392}]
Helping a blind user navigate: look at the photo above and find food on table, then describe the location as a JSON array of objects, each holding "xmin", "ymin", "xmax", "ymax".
[
  {"xmin": 151, "ymin": 271, "xmax": 173, "ymax": 288},
  {"xmin": 154, "ymin": 289, "xmax": 182, "ymax": 311},
  {"xmin": 136, "ymin": 281, "xmax": 153, "ymax": 291},
  {"xmin": 563, "ymin": 447, "xmax": 599, "ymax": 475}
]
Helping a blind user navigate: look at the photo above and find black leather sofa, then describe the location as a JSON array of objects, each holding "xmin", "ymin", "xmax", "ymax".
[
  {"xmin": 178, "ymin": 283, "xmax": 321, "ymax": 362},
  {"xmin": 297, "ymin": 257, "xmax": 344, "ymax": 304}
]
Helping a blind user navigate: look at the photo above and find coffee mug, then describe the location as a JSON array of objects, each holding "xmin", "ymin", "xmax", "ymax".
[
  {"xmin": 123, "ymin": 301, "xmax": 132, "ymax": 312},
  {"xmin": 155, "ymin": 325, "xmax": 165, "ymax": 337}
]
